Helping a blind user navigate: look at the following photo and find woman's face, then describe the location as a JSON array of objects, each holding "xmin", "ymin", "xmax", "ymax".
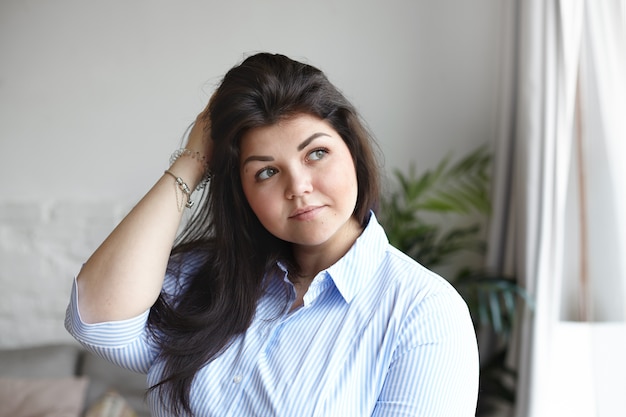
[{"xmin": 240, "ymin": 113, "xmax": 361, "ymax": 253}]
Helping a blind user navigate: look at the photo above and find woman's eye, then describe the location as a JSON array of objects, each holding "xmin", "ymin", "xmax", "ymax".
[
  {"xmin": 256, "ymin": 167, "xmax": 278, "ymax": 181},
  {"xmin": 308, "ymin": 148, "xmax": 328, "ymax": 161}
]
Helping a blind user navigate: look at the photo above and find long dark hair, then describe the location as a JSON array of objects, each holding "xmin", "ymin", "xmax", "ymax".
[{"xmin": 147, "ymin": 52, "xmax": 381, "ymax": 415}]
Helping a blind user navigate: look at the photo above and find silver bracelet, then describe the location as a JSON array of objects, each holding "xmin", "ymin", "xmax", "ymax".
[
  {"xmin": 164, "ymin": 170, "xmax": 194, "ymax": 209},
  {"xmin": 169, "ymin": 148, "xmax": 212, "ymax": 190}
]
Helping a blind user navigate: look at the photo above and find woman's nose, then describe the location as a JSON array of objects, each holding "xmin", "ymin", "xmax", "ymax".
[{"xmin": 285, "ymin": 169, "xmax": 313, "ymax": 199}]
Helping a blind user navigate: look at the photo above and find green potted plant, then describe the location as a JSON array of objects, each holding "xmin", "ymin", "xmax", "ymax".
[{"xmin": 379, "ymin": 145, "xmax": 531, "ymax": 415}]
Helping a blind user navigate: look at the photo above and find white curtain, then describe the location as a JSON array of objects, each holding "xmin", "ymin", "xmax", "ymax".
[{"xmin": 488, "ymin": 0, "xmax": 626, "ymax": 416}]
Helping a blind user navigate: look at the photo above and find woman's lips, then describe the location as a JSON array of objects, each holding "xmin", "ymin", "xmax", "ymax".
[{"xmin": 289, "ymin": 206, "xmax": 323, "ymax": 220}]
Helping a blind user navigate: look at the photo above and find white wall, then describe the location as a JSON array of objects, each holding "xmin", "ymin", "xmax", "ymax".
[{"xmin": 0, "ymin": 0, "xmax": 504, "ymax": 348}]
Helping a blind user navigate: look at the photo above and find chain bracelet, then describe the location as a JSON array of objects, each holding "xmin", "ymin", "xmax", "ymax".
[{"xmin": 169, "ymin": 148, "xmax": 212, "ymax": 190}]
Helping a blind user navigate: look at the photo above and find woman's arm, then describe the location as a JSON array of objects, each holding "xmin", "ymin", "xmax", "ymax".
[{"xmin": 76, "ymin": 114, "xmax": 212, "ymax": 324}]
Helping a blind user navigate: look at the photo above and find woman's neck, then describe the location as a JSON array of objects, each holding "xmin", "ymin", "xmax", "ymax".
[{"xmin": 292, "ymin": 217, "xmax": 363, "ymax": 280}]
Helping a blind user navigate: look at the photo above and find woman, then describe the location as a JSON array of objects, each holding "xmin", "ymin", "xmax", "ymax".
[{"xmin": 66, "ymin": 52, "xmax": 479, "ymax": 416}]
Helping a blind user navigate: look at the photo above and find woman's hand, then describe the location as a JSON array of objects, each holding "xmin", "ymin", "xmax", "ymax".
[
  {"xmin": 167, "ymin": 108, "xmax": 213, "ymax": 191},
  {"xmin": 186, "ymin": 111, "xmax": 213, "ymax": 162}
]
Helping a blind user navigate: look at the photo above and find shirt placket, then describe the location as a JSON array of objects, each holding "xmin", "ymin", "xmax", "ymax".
[{"xmin": 223, "ymin": 278, "xmax": 295, "ymax": 416}]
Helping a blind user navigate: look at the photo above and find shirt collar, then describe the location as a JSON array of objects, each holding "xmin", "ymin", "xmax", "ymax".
[
  {"xmin": 325, "ymin": 212, "xmax": 388, "ymax": 303},
  {"xmin": 273, "ymin": 211, "xmax": 389, "ymax": 303}
]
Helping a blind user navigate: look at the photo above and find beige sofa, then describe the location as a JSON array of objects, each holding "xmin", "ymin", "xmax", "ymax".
[{"xmin": 0, "ymin": 344, "xmax": 150, "ymax": 416}]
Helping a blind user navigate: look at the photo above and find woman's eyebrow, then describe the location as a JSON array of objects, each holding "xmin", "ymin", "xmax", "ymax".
[
  {"xmin": 243, "ymin": 132, "xmax": 331, "ymax": 166},
  {"xmin": 242, "ymin": 155, "xmax": 274, "ymax": 166},
  {"xmin": 297, "ymin": 132, "xmax": 330, "ymax": 151}
]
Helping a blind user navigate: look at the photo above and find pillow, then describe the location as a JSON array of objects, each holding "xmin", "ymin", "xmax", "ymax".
[
  {"xmin": 0, "ymin": 345, "xmax": 81, "ymax": 378},
  {"xmin": 0, "ymin": 376, "xmax": 88, "ymax": 417},
  {"xmin": 79, "ymin": 351, "xmax": 148, "ymax": 414},
  {"xmin": 85, "ymin": 390, "xmax": 138, "ymax": 417}
]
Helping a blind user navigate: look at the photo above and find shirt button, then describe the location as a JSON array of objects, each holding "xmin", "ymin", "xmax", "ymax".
[{"xmin": 233, "ymin": 375, "xmax": 243, "ymax": 384}]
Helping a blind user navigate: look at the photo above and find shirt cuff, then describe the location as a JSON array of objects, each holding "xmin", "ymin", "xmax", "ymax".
[{"xmin": 65, "ymin": 277, "xmax": 151, "ymax": 349}]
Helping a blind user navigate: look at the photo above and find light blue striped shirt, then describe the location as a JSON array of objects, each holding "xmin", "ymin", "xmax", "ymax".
[{"xmin": 66, "ymin": 214, "xmax": 479, "ymax": 416}]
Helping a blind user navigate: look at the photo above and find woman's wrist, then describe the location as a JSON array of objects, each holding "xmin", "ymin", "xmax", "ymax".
[
  {"xmin": 168, "ymin": 148, "xmax": 211, "ymax": 190},
  {"xmin": 169, "ymin": 148, "xmax": 208, "ymax": 172},
  {"xmin": 164, "ymin": 148, "xmax": 211, "ymax": 212}
]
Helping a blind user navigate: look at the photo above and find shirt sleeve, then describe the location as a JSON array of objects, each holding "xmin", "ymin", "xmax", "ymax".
[
  {"xmin": 64, "ymin": 277, "xmax": 158, "ymax": 374},
  {"xmin": 371, "ymin": 286, "xmax": 480, "ymax": 417}
]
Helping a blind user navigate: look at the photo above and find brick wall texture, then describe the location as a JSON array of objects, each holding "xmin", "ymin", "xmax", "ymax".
[{"xmin": 0, "ymin": 201, "xmax": 132, "ymax": 348}]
